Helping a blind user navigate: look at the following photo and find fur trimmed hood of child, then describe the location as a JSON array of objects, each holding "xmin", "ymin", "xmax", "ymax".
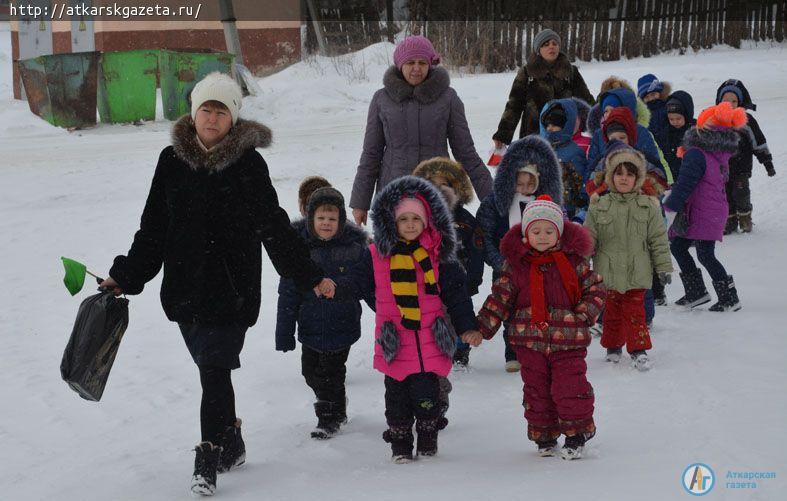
[
  {"xmin": 370, "ymin": 175, "xmax": 457, "ymax": 262},
  {"xmin": 491, "ymin": 134, "xmax": 565, "ymax": 215},
  {"xmin": 603, "ymin": 143, "xmax": 648, "ymax": 195},
  {"xmin": 413, "ymin": 156, "xmax": 475, "ymax": 207}
]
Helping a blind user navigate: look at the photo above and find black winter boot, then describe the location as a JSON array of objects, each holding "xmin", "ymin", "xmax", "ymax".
[
  {"xmin": 560, "ymin": 434, "xmax": 587, "ymax": 460},
  {"xmin": 675, "ymin": 269, "xmax": 711, "ymax": 308},
  {"xmin": 217, "ymin": 419, "xmax": 246, "ymax": 473},
  {"xmin": 311, "ymin": 400, "xmax": 345, "ymax": 439},
  {"xmin": 383, "ymin": 424, "xmax": 414, "ymax": 463},
  {"xmin": 536, "ymin": 438, "xmax": 559, "ymax": 457},
  {"xmin": 452, "ymin": 348, "xmax": 470, "ymax": 369},
  {"xmin": 724, "ymin": 214, "xmax": 738, "ymax": 235},
  {"xmin": 709, "ymin": 276, "xmax": 742, "ymax": 312},
  {"xmin": 738, "ymin": 211, "xmax": 753, "ymax": 233},
  {"xmin": 416, "ymin": 418, "xmax": 440, "ymax": 457},
  {"xmin": 191, "ymin": 442, "xmax": 221, "ymax": 496},
  {"xmin": 436, "ymin": 377, "xmax": 452, "ymax": 430}
]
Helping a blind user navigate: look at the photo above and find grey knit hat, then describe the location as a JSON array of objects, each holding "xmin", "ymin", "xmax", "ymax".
[{"xmin": 533, "ymin": 29, "xmax": 561, "ymax": 54}]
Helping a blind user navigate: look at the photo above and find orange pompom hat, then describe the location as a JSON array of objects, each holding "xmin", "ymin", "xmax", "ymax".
[{"xmin": 697, "ymin": 101, "xmax": 747, "ymax": 129}]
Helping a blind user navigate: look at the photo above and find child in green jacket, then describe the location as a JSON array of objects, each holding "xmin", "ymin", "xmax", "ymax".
[{"xmin": 584, "ymin": 144, "xmax": 673, "ymax": 371}]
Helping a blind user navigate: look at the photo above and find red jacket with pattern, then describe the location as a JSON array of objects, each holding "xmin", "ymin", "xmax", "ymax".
[{"xmin": 476, "ymin": 221, "xmax": 606, "ymax": 353}]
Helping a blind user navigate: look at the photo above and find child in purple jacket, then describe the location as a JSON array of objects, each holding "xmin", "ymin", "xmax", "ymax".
[{"xmin": 664, "ymin": 102, "xmax": 745, "ymax": 312}]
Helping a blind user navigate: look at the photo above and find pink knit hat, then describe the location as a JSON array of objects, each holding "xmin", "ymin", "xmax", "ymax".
[
  {"xmin": 395, "ymin": 196, "xmax": 429, "ymax": 226},
  {"xmin": 393, "ymin": 36, "xmax": 441, "ymax": 69}
]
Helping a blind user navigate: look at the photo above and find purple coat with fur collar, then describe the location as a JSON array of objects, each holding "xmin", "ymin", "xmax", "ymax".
[
  {"xmin": 350, "ymin": 66, "xmax": 492, "ymax": 210},
  {"xmin": 664, "ymin": 126, "xmax": 739, "ymax": 241}
]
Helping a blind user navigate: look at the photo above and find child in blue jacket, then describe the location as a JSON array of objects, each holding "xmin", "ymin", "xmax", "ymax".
[
  {"xmin": 276, "ymin": 187, "xmax": 374, "ymax": 439},
  {"xmin": 539, "ymin": 98, "xmax": 590, "ymax": 222}
]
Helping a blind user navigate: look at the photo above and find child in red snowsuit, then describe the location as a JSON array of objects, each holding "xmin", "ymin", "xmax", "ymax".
[{"xmin": 468, "ymin": 195, "xmax": 606, "ymax": 460}]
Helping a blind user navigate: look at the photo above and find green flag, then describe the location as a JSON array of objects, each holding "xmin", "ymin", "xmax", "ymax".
[{"xmin": 61, "ymin": 257, "xmax": 87, "ymax": 296}]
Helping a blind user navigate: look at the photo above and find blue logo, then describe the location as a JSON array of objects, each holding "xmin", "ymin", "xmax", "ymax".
[{"xmin": 683, "ymin": 463, "xmax": 715, "ymax": 496}]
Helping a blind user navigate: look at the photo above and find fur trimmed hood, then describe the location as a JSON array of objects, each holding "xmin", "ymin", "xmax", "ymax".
[
  {"xmin": 500, "ymin": 219, "xmax": 594, "ymax": 265},
  {"xmin": 370, "ymin": 175, "xmax": 457, "ymax": 262},
  {"xmin": 171, "ymin": 115, "xmax": 272, "ymax": 172},
  {"xmin": 596, "ymin": 75, "xmax": 633, "ymax": 99},
  {"xmin": 682, "ymin": 126, "xmax": 740, "ymax": 154},
  {"xmin": 413, "ymin": 156, "xmax": 474, "ymax": 207},
  {"xmin": 292, "ymin": 217, "xmax": 368, "ymax": 247},
  {"xmin": 658, "ymin": 81, "xmax": 672, "ymax": 101},
  {"xmin": 526, "ymin": 52, "xmax": 573, "ymax": 80},
  {"xmin": 493, "ymin": 135, "xmax": 564, "ymax": 215},
  {"xmin": 383, "ymin": 65, "xmax": 450, "ymax": 104},
  {"xmin": 603, "ymin": 142, "xmax": 647, "ymax": 193}
]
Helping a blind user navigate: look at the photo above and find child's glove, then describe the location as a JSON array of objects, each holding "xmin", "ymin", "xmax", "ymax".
[
  {"xmin": 766, "ymin": 162, "xmax": 776, "ymax": 177},
  {"xmin": 658, "ymin": 272, "xmax": 672, "ymax": 285}
]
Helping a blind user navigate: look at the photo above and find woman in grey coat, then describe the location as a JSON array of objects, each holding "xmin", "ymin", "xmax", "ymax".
[{"xmin": 350, "ymin": 35, "xmax": 493, "ymax": 225}]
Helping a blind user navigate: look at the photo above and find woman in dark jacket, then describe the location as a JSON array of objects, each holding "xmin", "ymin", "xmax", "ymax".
[
  {"xmin": 100, "ymin": 72, "xmax": 332, "ymax": 495},
  {"xmin": 493, "ymin": 29, "xmax": 595, "ymax": 148},
  {"xmin": 350, "ymin": 35, "xmax": 492, "ymax": 226}
]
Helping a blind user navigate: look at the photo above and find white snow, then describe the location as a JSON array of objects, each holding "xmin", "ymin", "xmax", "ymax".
[{"xmin": 1, "ymin": 23, "xmax": 786, "ymax": 499}]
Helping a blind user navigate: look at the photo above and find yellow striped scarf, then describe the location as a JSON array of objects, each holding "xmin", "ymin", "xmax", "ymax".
[{"xmin": 390, "ymin": 239, "xmax": 439, "ymax": 331}]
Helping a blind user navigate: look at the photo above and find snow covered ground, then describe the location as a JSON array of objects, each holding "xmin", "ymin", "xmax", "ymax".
[{"xmin": 1, "ymin": 21, "xmax": 786, "ymax": 499}]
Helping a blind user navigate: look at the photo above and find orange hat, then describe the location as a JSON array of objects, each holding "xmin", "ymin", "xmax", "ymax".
[{"xmin": 697, "ymin": 101, "xmax": 747, "ymax": 129}]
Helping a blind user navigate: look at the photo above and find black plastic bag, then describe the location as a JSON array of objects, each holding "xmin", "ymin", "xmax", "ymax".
[{"xmin": 61, "ymin": 292, "xmax": 129, "ymax": 401}]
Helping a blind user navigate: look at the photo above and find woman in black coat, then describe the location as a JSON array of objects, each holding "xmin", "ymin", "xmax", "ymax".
[{"xmin": 100, "ymin": 72, "xmax": 333, "ymax": 495}]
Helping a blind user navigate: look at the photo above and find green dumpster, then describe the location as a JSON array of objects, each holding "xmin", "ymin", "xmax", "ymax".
[
  {"xmin": 98, "ymin": 49, "xmax": 159, "ymax": 124},
  {"xmin": 159, "ymin": 49, "xmax": 235, "ymax": 121},
  {"xmin": 17, "ymin": 51, "xmax": 100, "ymax": 128}
]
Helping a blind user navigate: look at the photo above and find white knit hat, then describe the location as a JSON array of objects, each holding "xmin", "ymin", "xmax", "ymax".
[
  {"xmin": 190, "ymin": 72, "xmax": 243, "ymax": 124},
  {"xmin": 516, "ymin": 163, "xmax": 540, "ymax": 192},
  {"xmin": 521, "ymin": 195, "xmax": 564, "ymax": 237}
]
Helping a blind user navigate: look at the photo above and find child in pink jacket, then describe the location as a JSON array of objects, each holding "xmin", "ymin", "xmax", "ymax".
[{"xmin": 363, "ymin": 176, "xmax": 480, "ymax": 463}]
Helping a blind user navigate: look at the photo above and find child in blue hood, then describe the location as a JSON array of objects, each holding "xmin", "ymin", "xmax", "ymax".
[{"xmin": 540, "ymin": 98, "xmax": 590, "ymax": 223}]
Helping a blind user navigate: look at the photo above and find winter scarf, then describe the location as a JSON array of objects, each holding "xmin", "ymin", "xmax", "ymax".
[
  {"xmin": 523, "ymin": 251, "xmax": 580, "ymax": 325},
  {"xmin": 390, "ymin": 239, "xmax": 439, "ymax": 331}
]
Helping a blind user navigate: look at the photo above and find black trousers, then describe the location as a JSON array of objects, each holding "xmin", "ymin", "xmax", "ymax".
[
  {"xmin": 670, "ymin": 237, "xmax": 729, "ymax": 282},
  {"xmin": 384, "ymin": 372, "xmax": 441, "ymax": 427},
  {"xmin": 198, "ymin": 365, "xmax": 236, "ymax": 445},
  {"xmin": 726, "ymin": 174, "xmax": 752, "ymax": 214},
  {"xmin": 301, "ymin": 345, "xmax": 350, "ymax": 404}
]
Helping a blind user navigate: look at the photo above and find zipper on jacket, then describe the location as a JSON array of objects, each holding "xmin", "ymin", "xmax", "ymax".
[{"xmin": 413, "ymin": 328, "xmax": 426, "ymax": 373}]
